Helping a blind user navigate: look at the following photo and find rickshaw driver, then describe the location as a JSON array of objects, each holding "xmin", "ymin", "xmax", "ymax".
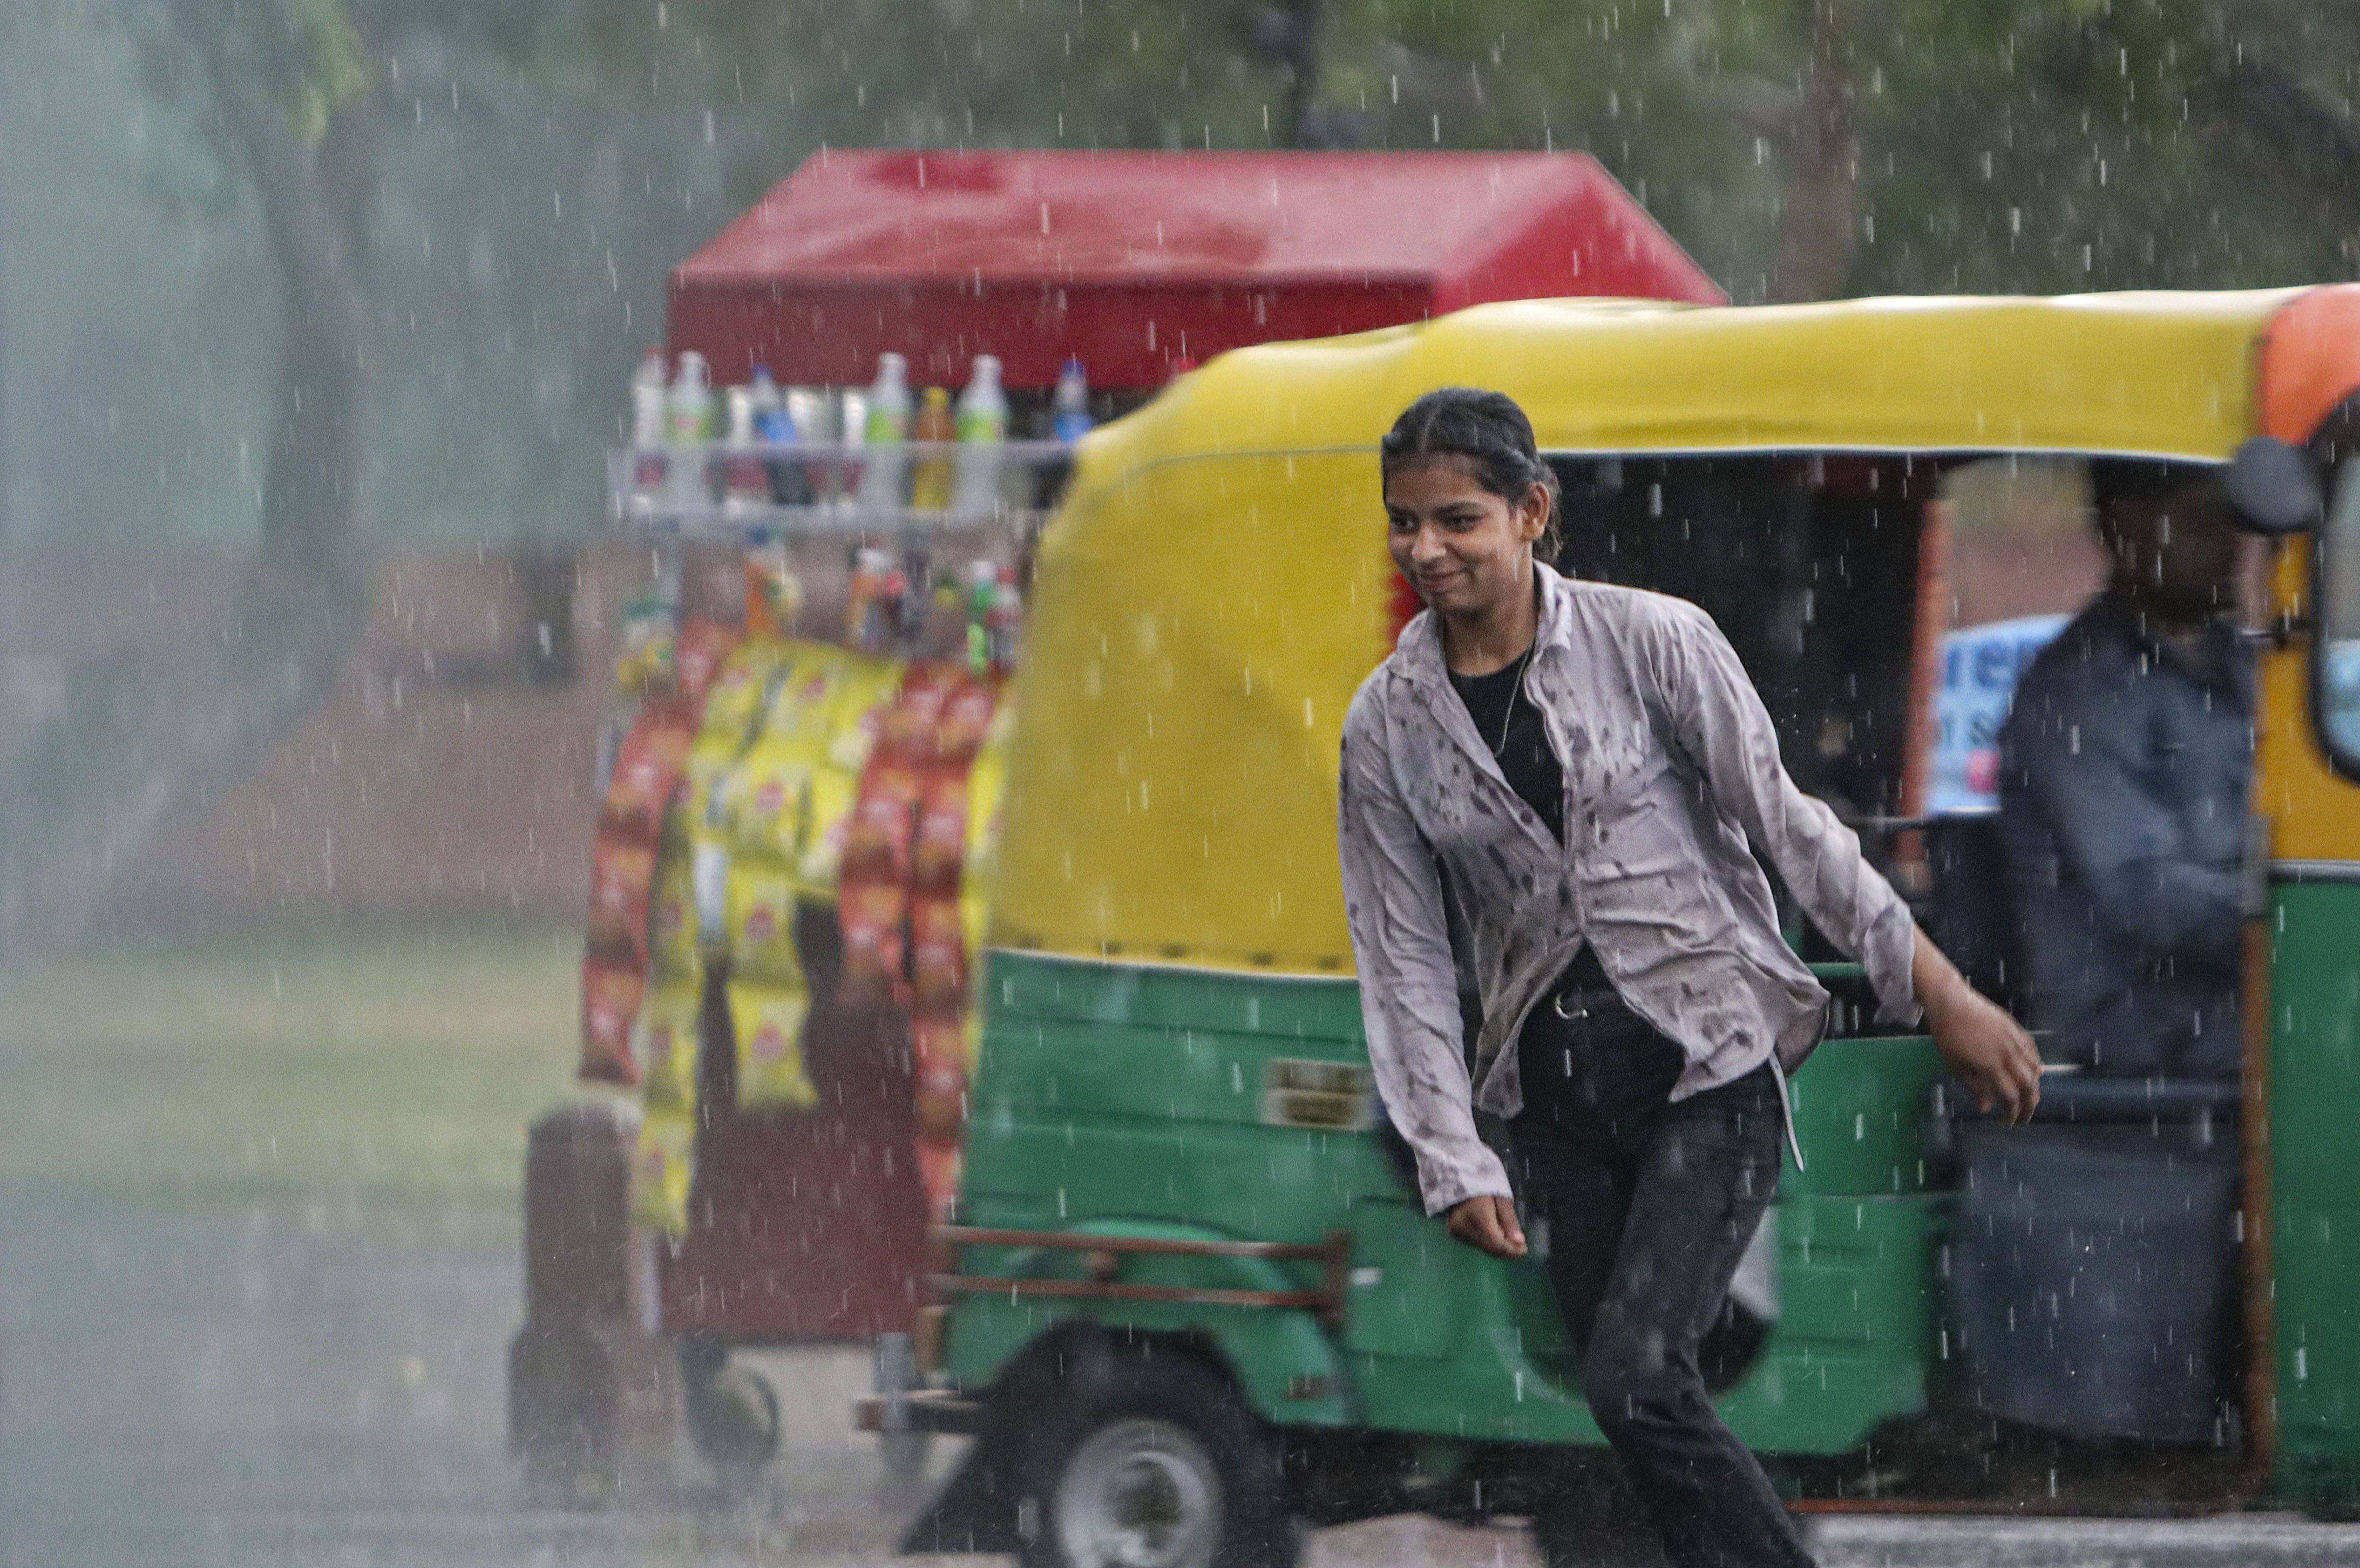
[
  {"xmin": 1337, "ymin": 390, "xmax": 2044, "ymax": 1568},
  {"xmin": 1998, "ymin": 462, "xmax": 2252, "ymax": 1078}
]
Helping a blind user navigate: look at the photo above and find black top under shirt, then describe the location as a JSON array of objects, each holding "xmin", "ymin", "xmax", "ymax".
[
  {"xmin": 1447, "ymin": 650, "xmax": 1618, "ymax": 998},
  {"xmin": 1446, "ymin": 654, "xmax": 1564, "ymax": 847}
]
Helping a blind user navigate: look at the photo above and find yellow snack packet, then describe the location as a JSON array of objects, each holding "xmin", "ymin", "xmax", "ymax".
[
  {"xmin": 631, "ymin": 1106, "xmax": 697, "ymax": 1235},
  {"xmin": 795, "ymin": 765, "xmax": 863, "ymax": 897},
  {"xmin": 634, "ymin": 982, "xmax": 702, "ymax": 1113},
  {"xmin": 648, "ymin": 848, "xmax": 700, "ymax": 983},
  {"xmin": 729, "ymin": 980, "xmax": 819, "ymax": 1113},
  {"xmin": 725, "ymin": 861, "xmax": 805, "ymax": 986},
  {"xmin": 763, "ymin": 644, "xmax": 852, "ymax": 748},
  {"xmin": 702, "ymin": 636, "xmax": 791, "ymax": 744},
  {"xmin": 723, "ymin": 739, "xmax": 814, "ymax": 862},
  {"xmin": 822, "ymin": 655, "xmax": 906, "ymax": 771}
]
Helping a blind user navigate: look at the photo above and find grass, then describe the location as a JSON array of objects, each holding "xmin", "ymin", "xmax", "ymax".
[{"xmin": 0, "ymin": 917, "xmax": 593, "ymax": 1217}]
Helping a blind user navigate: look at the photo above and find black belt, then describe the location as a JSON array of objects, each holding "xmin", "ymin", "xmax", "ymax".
[
  {"xmin": 1540, "ymin": 945, "xmax": 1618, "ymax": 1020},
  {"xmin": 1546, "ymin": 982, "xmax": 1623, "ymax": 1021}
]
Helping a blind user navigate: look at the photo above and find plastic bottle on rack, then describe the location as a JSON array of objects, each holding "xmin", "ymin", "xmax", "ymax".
[
  {"xmin": 909, "ymin": 386, "xmax": 956, "ymax": 511},
  {"xmin": 743, "ymin": 527, "xmax": 800, "ymax": 638},
  {"xmin": 666, "ymin": 350, "xmax": 715, "ymax": 440},
  {"xmin": 962, "ymin": 559, "xmax": 999, "ymax": 676},
  {"xmin": 663, "ymin": 350, "xmax": 716, "ymax": 511},
  {"xmin": 628, "ymin": 348, "xmax": 668, "ymax": 516},
  {"xmin": 749, "ymin": 365, "xmax": 788, "ymax": 442},
  {"xmin": 986, "ymin": 564, "xmax": 1024, "ymax": 672},
  {"xmin": 834, "ymin": 388, "xmax": 868, "ymax": 511},
  {"xmin": 856, "ymin": 353, "xmax": 911, "ymax": 512},
  {"xmin": 952, "ymin": 355, "xmax": 1008, "ymax": 517},
  {"xmin": 1051, "ymin": 358, "xmax": 1094, "ymax": 442},
  {"xmin": 721, "ymin": 383, "xmax": 770, "ymax": 517},
  {"xmin": 749, "ymin": 364, "xmax": 811, "ymax": 507},
  {"xmin": 846, "ymin": 545, "xmax": 904, "ymax": 652}
]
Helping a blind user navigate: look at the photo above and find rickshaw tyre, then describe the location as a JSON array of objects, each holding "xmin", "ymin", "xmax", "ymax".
[{"xmin": 1010, "ymin": 1344, "xmax": 1298, "ymax": 1568}]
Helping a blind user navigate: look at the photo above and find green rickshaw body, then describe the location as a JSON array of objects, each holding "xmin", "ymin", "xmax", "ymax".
[{"xmin": 946, "ymin": 951, "xmax": 1947, "ymax": 1456}]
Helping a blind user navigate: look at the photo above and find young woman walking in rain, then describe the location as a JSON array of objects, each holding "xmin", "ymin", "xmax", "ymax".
[{"xmin": 1337, "ymin": 388, "xmax": 2043, "ymax": 1568}]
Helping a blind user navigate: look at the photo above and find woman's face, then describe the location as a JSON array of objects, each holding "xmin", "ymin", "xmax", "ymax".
[{"xmin": 1384, "ymin": 455, "xmax": 1549, "ymax": 618}]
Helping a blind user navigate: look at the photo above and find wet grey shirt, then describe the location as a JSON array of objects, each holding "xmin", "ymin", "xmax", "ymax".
[
  {"xmin": 1338, "ymin": 566, "xmax": 1920, "ymax": 1215},
  {"xmin": 1996, "ymin": 590, "xmax": 2251, "ymax": 1077}
]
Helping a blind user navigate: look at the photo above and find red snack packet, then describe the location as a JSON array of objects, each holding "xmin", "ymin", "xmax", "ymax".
[
  {"xmin": 934, "ymin": 678, "xmax": 999, "ymax": 768},
  {"xmin": 913, "ymin": 1050, "xmax": 970, "ymax": 1143},
  {"xmin": 841, "ymin": 760, "xmax": 923, "ymax": 886},
  {"xmin": 909, "ymin": 895, "xmax": 968, "ymax": 1012},
  {"xmin": 837, "ymin": 880, "xmax": 908, "ymax": 1009},
  {"xmin": 672, "ymin": 617, "xmax": 738, "ymax": 707},
  {"xmin": 602, "ymin": 703, "xmax": 696, "ymax": 842},
  {"xmin": 910, "ymin": 773, "xmax": 970, "ymax": 894},
  {"xmin": 879, "ymin": 662, "xmax": 959, "ymax": 764},
  {"xmin": 587, "ymin": 834, "xmax": 658, "ymax": 962},
  {"xmin": 579, "ymin": 956, "xmax": 646, "ymax": 1086}
]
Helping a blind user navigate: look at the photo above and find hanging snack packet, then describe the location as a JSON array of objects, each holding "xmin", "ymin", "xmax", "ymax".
[
  {"xmin": 631, "ymin": 1106, "xmax": 697, "ymax": 1235},
  {"xmin": 842, "ymin": 759, "xmax": 924, "ymax": 886},
  {"xmin": 601, "ymin": 702, "xmax": 697, "ymax": 843},
  {"xmin": 701, "ymin": 636, "xmax": 791, "ymax": 746},
  {"xmin": 795, "ymin": 764, "xmax": 863, "ymax": 897},
  {"xmin": 672, "ymin": 617, "xmax": 738, "ymax": 707},
  {"xmin": 725, "ymin": 860, "xmax": 805, "ymax": 987},
  {"xmin": 579, "ymin": 957, "xmax": 646, "ymax": 1086},
  {"xmin": 910, "ymin": 772, "xmax": 970, "ymax": 894},
  {"xmin": 837, "ymin": 880, "xmax": 908, "ymax": 1009},
  {"xmin": 826, "ymin": 654, "xmax": 912, "ymax": 770},
  {"xmin": 648, "ymin": 846, "xmax": 700, "ymax": 983},
  {"xmin": 762, "ymin": 644, "xmax": 850, "ymax": 750},
  {"xmin": 588, "ymin": 833, "xmax": 659, "ymax": 963},
  {"xmin": 728, "ymin": 980, "xmax": 820, "ymax": 1113},
  {"xmin": 909, "ymin": 894, "xmax": 968, "ymax": 1014},
  {"xmin": 934, "ymin": 677, "xmax": 999, "ymax": 768},
  {"xmin": 635, "ymin": 982, "xmax": 703, "ymax": 1113},
  {"xmin": 911, "ymin": 1013, "xmax": 971, "ymax": 1142},
  {"xmin": 724, "ymin": 739, "xmax": 813, "ymax": 863},
  {"xmin": 879, "ymin": 662, "xmax": 960, "ymax": 765}
]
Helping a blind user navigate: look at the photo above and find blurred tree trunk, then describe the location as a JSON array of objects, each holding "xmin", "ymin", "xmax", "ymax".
[
  {"xmin": 0, "ymin": 2, "xmax": 376, "ymax": 947},
  {"xmin": 2195, "ymin": 57, "xmax": 2360, "ymax": 249},
  {"xmin": 1769, "ymin": 0, "xmax": 1863, "ymax": 303},
  {"xmin": 180, "ymin": 0, "xmax": 375, "ymax": 576}
]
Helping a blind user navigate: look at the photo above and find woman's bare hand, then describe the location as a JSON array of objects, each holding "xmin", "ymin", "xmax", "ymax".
[
  {"xmin": 1913, "ymin": 929, "xmax": 2042, "ymax": 1124},
  {"xmin": 1446, "ymin": 1193, "xmax": 1528, "ymax": 1258}
]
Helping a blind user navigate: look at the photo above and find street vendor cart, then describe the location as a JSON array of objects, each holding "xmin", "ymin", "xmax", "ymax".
[{"xmin": 505, "ymin": 148, "xmax": 1722, "ymax": 1493}]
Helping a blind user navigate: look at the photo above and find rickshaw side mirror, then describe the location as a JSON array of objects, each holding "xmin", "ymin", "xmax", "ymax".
[{"xmin": 2224, "ymin": 435, "xmax": 2323, "ymax": 535}]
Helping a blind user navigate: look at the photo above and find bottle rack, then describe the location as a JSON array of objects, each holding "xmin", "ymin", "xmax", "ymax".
[{"xmin": 606, "ymin": 441, "xmax": 1077, "ymax": 539}]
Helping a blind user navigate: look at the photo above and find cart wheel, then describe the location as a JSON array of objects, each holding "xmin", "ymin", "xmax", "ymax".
[
  {"xmin": 679, "ymin": 1340, "xmax": 781, "ymax": 1488},
  {"xmin": 1014, "ymin": 1347, "xmax": 1297, "ymax": 1568}
]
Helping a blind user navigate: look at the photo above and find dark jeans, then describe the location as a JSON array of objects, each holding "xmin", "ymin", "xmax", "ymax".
[{"xmin": 1510, "ymin": 980, "xmax": 1812, "ymax": 1568}]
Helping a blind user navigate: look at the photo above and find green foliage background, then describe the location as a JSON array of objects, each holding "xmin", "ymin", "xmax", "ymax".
[{"xmin": 6, "ymin": 0, "xmax": 2360, "ymax": 545}]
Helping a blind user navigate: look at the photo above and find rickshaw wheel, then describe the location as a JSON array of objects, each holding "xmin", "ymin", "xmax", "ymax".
[{"xmin": 1014, "ymin": 1348, "xmax": 1297, "ymax": 1568}]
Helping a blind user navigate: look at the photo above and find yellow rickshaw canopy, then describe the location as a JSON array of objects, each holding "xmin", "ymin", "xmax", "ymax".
[{"xmin": 989, "ymin": 289, "xmax": 2327, "ymax": 976}]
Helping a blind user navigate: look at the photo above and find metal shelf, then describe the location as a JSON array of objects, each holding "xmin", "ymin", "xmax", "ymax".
[{"xmin": 606, "ymin": 442, "xmax": 1071, "ymax": 540}]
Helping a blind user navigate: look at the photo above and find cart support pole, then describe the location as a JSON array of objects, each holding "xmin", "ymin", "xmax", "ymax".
[{"xmin": 508, "ymin": 1099, "xmax": 681, "ymax": 1500}]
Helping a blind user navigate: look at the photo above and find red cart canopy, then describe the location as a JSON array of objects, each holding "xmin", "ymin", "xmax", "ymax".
[{"xmin": 667, "ymin": 149, "xmax": 1724, "ymax": 391}]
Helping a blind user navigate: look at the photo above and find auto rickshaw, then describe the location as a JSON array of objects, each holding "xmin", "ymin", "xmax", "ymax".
[{"xmin": 868, "ymin": 287, "xmax": 2360, "ymax": 1563}]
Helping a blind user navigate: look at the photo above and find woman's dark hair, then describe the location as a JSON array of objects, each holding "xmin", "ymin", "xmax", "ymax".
[{"xmin": 1380, "ymin": 387, "xmax": 1562, "ymax": 553}]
